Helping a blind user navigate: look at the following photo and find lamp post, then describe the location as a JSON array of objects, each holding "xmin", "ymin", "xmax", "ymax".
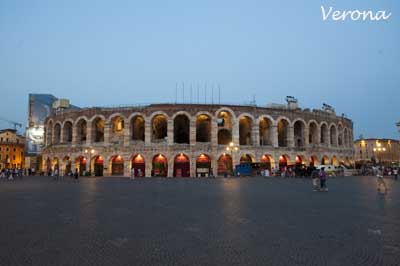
[
  {"xmin": 226, "ymin": 142, "xmax": 239, "ymax": 176},
  {"xmin": 84, "ymin": 148, "xmax": 95, "ymax": 176},
  {"xmin": 373, "ymin": 143, "xmax": 386, "ymax": 165}
]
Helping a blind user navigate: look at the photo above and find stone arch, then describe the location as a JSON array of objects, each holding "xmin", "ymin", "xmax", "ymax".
[
  {"xmin": 329, "ymin": 124, "xmax": 337, "ymax": 146},
  {"xmin": 75, "ymin": 118, "xmax": 88, "ymax": 144},
  {"xmin": 152, "ymin": 154, "xmax": 168, "ymax": 177},
  {"xmin": 108, "ymin": 155, "xmax": 124, "ymax": 176},
  {"xmin": 131, "ymin": 154, "xmax": 145, "ymax": 177},
  {"xmin": 151, "ymin": 113, "xmax": 168, "ymax": 142},
  {"xmin": 63, "ymin": 120, "xmax": 73, "ymax": 143},
  {"xmin": 308, "ymin": 120, "xmax": 319, "ymax": 145},
  {"xmin": 239, "ymin": 153, "xmax": 255, "ymax": 163},
  {"xmin": 53, "ymin": 123, "xmax": 62, "ymax": 144},
  {"xmin": 196, "ymin": 113, "xmax": 212, "ymax": 143},
  {"xmin": 75, "ymin": 156, "xmax": 87, "ymax": 176},
  {"xmin": 196, "ymin": 153, "xmax": 212, "ymax": 177},
  {"xmin": 239, "ymin": 115, "xmax": 254, "ymax": 145},
  {"xmin": 216, "ymin": 108, "xmax": 235, "ymax": 145},
  {"xmin": 279, "ymin": 154, "xmax": 290, "ymax": 170},
  {"xmin": 129, "ymin": 114, "xmax": 145, "ymax": 141},
  {"xmin": 173, "ymin": 153, "xmax": 190, "ymax": 177},
  {"xmin": 310, "ymin": 155, "xmax": 319, "ymax": 167},
  {"xmin": 261, "ymin": 154, "xmax": 274, "ymax": 171},
  {"xmin": 173, "ymin": 114, "xmax": 190, "ymax": 144},
  {"xmin": 321, "ymin": 155, "xmax": 330, "ymax": 165},
  {"xmin": 320, "ymin": 122, "xmax": 329, "ymax": 145},
  {"xmin": 52, "ymin": 157, "xmax": 60, "ymax": 171},
  {"xmin": 259, "ymin": 116, "xmax": 273, "ymax": 146},
  {"xmin": 109, "ymin": 114, "xmax": 125, "ymax": 144},
  {"xmin": 217, "ymin": 153, "xmax": 233, "ymax": 176},
  {"xmin": 331, "ymin": 155, "xmax": 339, "ymax": 166},
  {"xmin": 277, "ymin": 117, "xmax": 290, "ymax": 147},
  {"xmin": 92, "ymin": 155, "xmax": 104, "ymax": 176},
  {"xmin": 293, "ymin": 119, "xmax": 306, "ymax": 147},
  {"xmin": 91, "ymin": 116, "xmax": 105, "ymax": 143},
  {"xmin": 62, "ymin": 156, "xmax": 72, "ymax": 175}
]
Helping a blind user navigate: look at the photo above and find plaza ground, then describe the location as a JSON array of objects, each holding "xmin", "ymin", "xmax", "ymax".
[{"xmin": 0, "ymin": 176, "xmax": 399, "ymax": 266}]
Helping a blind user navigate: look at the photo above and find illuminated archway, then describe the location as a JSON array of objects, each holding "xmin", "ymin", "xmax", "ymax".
[
  {"xmin": 309, "ymin": 155, "xmax": 319, "ymax": 167},
  {"xmin": 279, "ymin": 155, "xmax": 290, "ymax": 171},
  {"xmin": 261, "ymin": 154, "xmax": 273, "ymax": 171},
  {"xmin": 152, "ymin": 154, "xmax": 168, "ymax": 177},
  {"xmin": 321, "ymin": 155, "xmax": 330, "ymax": 165},
  {"xmin": 131, "ymin": 154, "xmax": 145, "ymax": 177},
  {"xmin": 239, "ymin": 116, "xmax": 253, "ymax": 145},
  {"xmin": 110, "ymin": 155, "xmax": 124, "ymax": 176},
  {"xmin": 217, "ymin": 154, "xmax": 233, "ymax": 176},
  {"xmin": 173, "ymin": 153, "xmax": 190, "ymax": 177},
  {"xmin": 196, "ymin": 114, "xmax": 211, "ymax": 142},
  {"xmin": 196, "ymin": 154, "xmax": 211, "ymax": 177},
  {"xmin": 240, "ymin": 154, "xmax": 254, "ymax": 164},
  {"xmin": 75, "ymin": 156, "xmax": 87, "ymax": 176},
  {"xmin": 93, "ymin": 155, "xmax": 104, "ymax": 176}
]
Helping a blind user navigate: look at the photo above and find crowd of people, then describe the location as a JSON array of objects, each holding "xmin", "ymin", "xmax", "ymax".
[{"xmin": 0, "ymin": 167, "xmax": 36, "ymax": 180}]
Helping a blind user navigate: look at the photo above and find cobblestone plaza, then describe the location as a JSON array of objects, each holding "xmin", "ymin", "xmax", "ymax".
[{"xmin": 1, "ymin": 176, "xmax": 399, "ymax": 266}]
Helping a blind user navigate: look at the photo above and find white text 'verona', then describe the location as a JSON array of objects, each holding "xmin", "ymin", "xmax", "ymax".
[{"xmin": 321, "ymin": 6, "xmax": 391, "ymax": 21}]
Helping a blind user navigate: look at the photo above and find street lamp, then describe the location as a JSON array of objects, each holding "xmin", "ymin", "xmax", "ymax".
[
  {"xmin": 373, "ymin": 145, "xmax": 386, "ymax": 165},
  {"xmin": 84, "ymin": 148, "xmax": 95, "ymax": 176}
]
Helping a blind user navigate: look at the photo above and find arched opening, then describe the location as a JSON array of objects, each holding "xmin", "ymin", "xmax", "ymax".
[
  {"xmin": 218, "ymin": 129, "xmax": 232, "ymax": 145},
  {"xmin": 152, "ymin": 154, "xmax": 168, "ymax": 177},
  {"xmin": 331, "ymin": 156, "xmax": 339, "ymax": 166},
  {"xmin": 46, "ymin": 121, "xmax": 53, "ymax": 145},
  {"xmin": 308, "ymin": 122, "xmax": 318, "ymax": 145},
  {"xmin": 310, "ymin": 155, "xmax": 319, "ymax": 167},
  {"xmin": 196, "ymin": 114, "xmax": 211, "ymax": 142},
  {"xmin": 217, "ymin": 154, "xmax": 232, "ymax": 176},
  {"xmin": 75, "ymin": 156, "xmax": 87, "ymax": 176},
  {"xmin": 52, "ymin": 157, "xmax": 59, "ymax": 171},
  {"xmin": 173, "ymin": 153, "xmax": 190, "ymax": 177},
  {"xmin": 217, "ymin": 111, "xmax": 233, "ymax": 145},
  {"xmin": 259, "ymin": 117, "xmax": 272, "ymax": 146},
  {"xmin": 151, "ymin": 115, "xmax": 167, "ymax": 142},
  {"xmin": 92, "ymin": 117, "xmax": 104, "ymax": 143},
  {"xmin": 279, "ymin": 155, "xmax": 289, "ymax": 171},
  {"xmin": 320, "ymin": 124, "xmax": 328, "ymax": 145},
  {"xmin": 62, "ymin": 156, "xmax": 71, "ymax": 175},
  {"xmin": 278, "ymin": 119, "xmax": 289, "ymax": 147},
  {"xmin": 330, "ymin": 125, "xmax": 337, "ymax": 146},
  {"xmin": 93, "ymin": 155, "xmax": 104, "ymax": 176},
  {"xmin": 110, "ymin": 116, "xmax": 125, "ymax": 144},
  {"xmin": 76, "ymin": 119, "xmax": 87, "ymax": 143},
  {"xmin": 240, "ymin": 154, "xmax": 254, "ymax": 164},
  {"xmin": 196, "ymin": 154, "xmax": 211, "ymax": 177},
  {"xmin": 239, "ymin": 116, "xmax": 253, "ymax": 145},
  {"xmin": 131, "ymin": 115, "xmax": 145, "ymax": 141},
  {"xmin": 261, "ymin": 154, "xmax": 273, "ymax": 171},
  {"xmin": 295, "ymin": 155, "xmax": 305, "ymax": 167},
  {"xmin": 131, "ymin": 154, "xmax": 145, "ymax": 177},
  {"xmin": 174, "ymin": 114, "xmax": 190, "ymax": 144},
  {"xmin": 111, "ymin": 155, "xmax": 124, "ymax": 176},
  {"xmin": 321, "ymin": 155, "xmax": 329, "ymax": 165},
  {"xmin": 63, "ymin": 122, "xmax": 73, "ymax": 143},
  {"xmin": 295, "ymin": 155, "xmax": 306, "ymax": 176},
  {"xmin": 54, "ymin": 123, "xmax": 61, "ymax": 144},
  {"xmin": 46, "ymin": 157, "xmax": 51, "ymax": 172},
  {"xmin": 293, "ymin": 120, "xmax": 305, "ymax": 147}
]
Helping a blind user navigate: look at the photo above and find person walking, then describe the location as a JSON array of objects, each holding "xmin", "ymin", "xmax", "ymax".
[
  {"xmin": 376, "ymin": 167, "xmax": 387, "ymax": 193},
  {"xmin": 393, "ymin": 168, "xmax": 398, "ymax": 181},
  {"xmin": 130, "ymin": 167, "xmax": 135, "ymax": 180},
  {"xmin": 319, "ymin": 167, "xmax": 328, "ymax": 192},
  {"xmin": 311, "ymin": 168, "xmax": 320, "ymax": 191},
  {"xmin": 74, "ymin": 168, "xmax": 79, "ymax": 181}
]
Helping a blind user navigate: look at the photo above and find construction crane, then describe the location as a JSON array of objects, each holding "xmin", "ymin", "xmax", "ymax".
[{"xmin": 0, "ymin": 116, "xmax": 23, "ymax": 131}]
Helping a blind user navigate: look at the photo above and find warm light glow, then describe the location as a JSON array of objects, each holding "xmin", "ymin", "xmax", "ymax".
[
  {"xmin": 383, "ymin": 148, "xmax": 386, "ymax": 151},
  {"xmin": 99, "ymin": 156, "xmax": 102, "ymax": 160},
  {"xmin": 180, "ymin": 153, "xmax": 183, "ymax": 156},
  {"xmin": 91, "ymin": 149, "xmax": 95, "ymax": 154},
  {"xmin": 234, "ymin": 147, "xmax": 238, "ymax": 151},
  {"xmin": 226, "ymin": 147, "xmax": 230, "ymax": 151},
  {"xmin": 159, "ymin": 154, "xmax": 163, "ymax": 158},
  {"xmin": 117, "ymin": 155, "xmax": 121, "ymax": 159},
  {"xmin": 279, "ymin": 156, "xmax": 283, "ymax": 160},
  {"xmin": 373, "ymin": 148, "xmax": 376, "ymax": 151},
  {"xmin": 223, "ymin": 153, "xmax": 226, "ymax": 156},
  {"xmin": 296, "ymin": 156, "xmax": 299, "ymax": 161},
  {"xmin": 137, "ymin": 154, "xmax": 142, "ymax": 159},
  {"xmin": 85, "ymin": 149, "xmax": 88, "ymax": 153},
  {"xmin": 229, "ymin": 142, "xmax": 234, "ymax": 147}
]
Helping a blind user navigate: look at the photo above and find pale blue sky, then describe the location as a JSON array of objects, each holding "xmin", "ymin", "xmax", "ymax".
[{"xmin": 0, "ymin": 0, "xmax": 399, "ymax": 138}]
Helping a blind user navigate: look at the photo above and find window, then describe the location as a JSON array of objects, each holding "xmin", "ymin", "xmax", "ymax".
[
  {"xmin": 13, "ymin": 155, "xmax": 15, "ymax": 160},
  {"xmin": 6, "ymin": 148, "xmax": 9, "ymax": 152},
  {"xmin": 13, "ymin": 148, "xmax": 16, "ymax": 152},
  {"xmin": 6, "ymin": 138, "xmax": 8, "ymax": 142}
]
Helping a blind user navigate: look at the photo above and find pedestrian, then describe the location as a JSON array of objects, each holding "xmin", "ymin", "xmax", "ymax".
[
  {"xmin": 311, "ymin": 168, "xmax": 320, "ymax": 191},
  {"xmin": 264, "ymin": 168, "xmax": 270, "ymax": 177},
  {"xmin": 319, "ymin": 167, "xmax": 328, "ymax": 191},
  {"xmin": 138, "ymin": 168, "xmax": 141, "ymax": 177},
  {"xmin": 393, "ymin": 168, "xmax": 398, "ymax": 181},
  {"xmin": 130, "ymin": 167, "xmax": 135, "ymax": 180},
  {"xmin": 376, "ymin": 167, "xmax": 387, "ymax": 193},
  {"xmin": 74, "ymin": 168, "xmax": 79, "ymax": 180}
]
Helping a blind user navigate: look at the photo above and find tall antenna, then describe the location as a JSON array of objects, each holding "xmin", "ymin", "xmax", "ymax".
[
  {"xmin": 175, "ymin": 82, "xmax": 178, "ymax": 104},
  {"xmin": 190, "ymin": 83, "xmax": 193, "ymax": 104},
  {"xmin": 218, "ymin": 83, "xmax": 221, "ymax": 104},
  {"xmin": 211, "ymin": 83, "xmax": 214, "ymax": 104},
  {"xmin": 182, "ymin": 82, "xmax": 185, "ymax": 103},
  {"xmin": 197, "ymin": 82, "xmax": 200, "ymax": 104},
  {"xmin": 204, "ymin": 82, "xmax": 207, "ymax": 104}
]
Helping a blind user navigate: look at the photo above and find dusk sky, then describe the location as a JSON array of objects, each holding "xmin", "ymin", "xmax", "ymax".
[{"xmin": 0, "ymin": 0, "xmax": 399, "ymax": 139}]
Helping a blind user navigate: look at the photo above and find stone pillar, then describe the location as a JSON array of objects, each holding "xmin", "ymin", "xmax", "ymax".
[
  {"xmin": 327, "ymin": 128, "xmax": 331, "ymax": 148},
  {"xmin": 72, "ymin": 124, "xmax": 77, "ymax": 147},
  {"xmin": 145, "ymin": 119, "xmax": 151, "ymax": 146},
  {"xmin": 288, "ymin": 126, "xmax": 294, "ymax": 148},
  {"xmin": 167, "ymin": 119, "xmax": 174, "ymax": 146},
  {"xmin": 86, "ymin": 126, "xmax": 92, "ymax": 146},
  {"xmin": 316, "ymin": 126, "xmax": 321, "ymax": 145},
  {"xmin": 272, "ymin": 125, "xmax": 278, "ymax": 148},
  {"xmin": 253, "ymin": 123, "xmax": 259, "ymax": 146},
  {"xmin": 304, "ymin": 126, "xmax": 309, "ymax": 147},
  {"xmin": 145, "ymin": 154, "xmax": 152, "ymax": 177},
  {"xmin": 232, "ymin": 120, "xmax": 239, "ymax": 145},
  {"xmin": 211, "ymin": 158, "xmax": 218, "ymax": 177},
  {"xmin": 124, "ymin": 159, "xmax": 130, "ymax": 177},
  {"xmin": 104, "ymin": 122, "xmax": 111, "ymax": 145},
  {"xmin": 190, "ymin": 118, "xmax": 196, "ymax": 145},
  {"xmin": 190, "ymin": 157, "xmax": 196, "ymax": 177},
  {"xmin": 123, "ymin": 125, "xmax": 130, "ymax": 147},
  {"xmin": 211, "ymin": 119, "xmax": 218, "ymax": 146},
  {"xmin": 60, "ymin": 127, "xmax": 64, "ymax": 144},
  {"xmin": 168, "ymin": 158, "xmax": 173, "ymax": 177}
]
